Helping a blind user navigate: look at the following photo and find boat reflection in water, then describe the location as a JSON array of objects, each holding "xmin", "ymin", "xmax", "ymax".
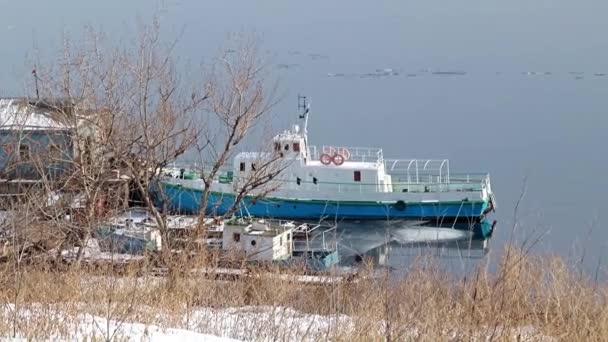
[{"xmin": 334, "ymin": 219, "xmax": 495, "ymax": 269}]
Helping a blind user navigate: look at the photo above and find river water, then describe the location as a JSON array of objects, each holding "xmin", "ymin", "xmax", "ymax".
[{"xmin": 1, "ymin": 0, "xmax": 607, "ymax": 274}]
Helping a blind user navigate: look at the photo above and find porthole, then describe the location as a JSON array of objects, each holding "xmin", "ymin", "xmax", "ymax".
[{"xmin": 393, "ymin": 200, "xmax": 406, "ymax": 211}]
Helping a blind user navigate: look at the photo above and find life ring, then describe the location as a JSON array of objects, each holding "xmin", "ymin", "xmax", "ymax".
[
  {"xmin": 320, "ymin": 153, "xmax": 332, "ymax": 165},
  {"xmin": 332, "ymin": 153, "xmax": 345, "ymax": 166},
  {"xmin": 337, "ymin": 148, "xmax": 351, "ymax": 161}
]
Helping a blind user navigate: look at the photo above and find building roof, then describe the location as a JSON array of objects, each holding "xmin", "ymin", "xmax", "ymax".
[{"xmin": 0, "ymin": 98, "xmax": 71, "ymax": 131}]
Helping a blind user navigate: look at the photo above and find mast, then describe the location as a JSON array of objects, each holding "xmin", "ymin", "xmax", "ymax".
[
  {"xmin": 32, "ymin": 68, "xmax": 39, "ymax": 100},
  {"xmin": 297, "ymin": 95, "xmax": 310, "ymax": 160},
  {"xmin": 297, "ymin": 95, "xmax": 310, "ymax": 136}
]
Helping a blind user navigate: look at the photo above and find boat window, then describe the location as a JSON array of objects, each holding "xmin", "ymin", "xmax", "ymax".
[
  {"xmin": 240, "ymin": 162, "xmax": 245, "ymax": 172},
  {"xmin": 233, "ymin": 233, "xmax": 240, "ymax": 242},
  {"xmin": 274, "ymin": 142, "xmax": 281, "ymax": 152},
  {"xmin": 284, "ymin": 144, "xmax": 290, "ymax": 151},
  {"xmin": 280, "ymin": 236, "xmax": 283, "ymax": 245},
  {"xmin": 293, "ymin": 142, "xmax": 300, "ymax": 152},
  {"xmin": 49, "ymin": 144, "xmax": 61, "ymax": 161},
  {"xmin": 251, "ymin": 240, "xmax": 257, "ymax": 246},
  {"xmin": 313, "ymin": 177, "xmax": 318, "ymax": 184},
  {"xmin": 354, "ymin": 171, "xmax": 361, "ymax": 182},
  {"xmin": 296, "ymin": 177, "xmax": 301, "ymax": 185},
  {"xmin": 19, "ymin": 143, "xmax": 30, "ymax": 161}
]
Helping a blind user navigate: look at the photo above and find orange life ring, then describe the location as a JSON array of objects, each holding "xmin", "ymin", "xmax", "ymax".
[
  {"xmin": 320, "ymin": 153, "xmax": 332, "ymax": 165},
  {"xmin": 332, "ymin": 153, "xmax": 345, "ymax": 166}
]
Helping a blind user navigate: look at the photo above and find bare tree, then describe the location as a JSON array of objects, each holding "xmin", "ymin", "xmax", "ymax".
[
  {"xmin": 22, "ymin": 21, "xmax": 204, "ymax": 256},
  {"xmin": 193, "ymin": 36, "xmax": 285, "ymax": 226},
  {"xmin": 23, "ymin": 22, "xmax": 285, "ymax": 257}
]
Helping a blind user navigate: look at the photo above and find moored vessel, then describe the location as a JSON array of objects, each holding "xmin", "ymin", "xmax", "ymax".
[{"xmin": 159, "ymin": 97, "xmax": 496, "ymax": 228}]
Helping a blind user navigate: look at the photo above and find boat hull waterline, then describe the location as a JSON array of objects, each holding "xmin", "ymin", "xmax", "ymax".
[{"xmin": 160, "ymin": 181, "xmax": 490, "ymax": 221}]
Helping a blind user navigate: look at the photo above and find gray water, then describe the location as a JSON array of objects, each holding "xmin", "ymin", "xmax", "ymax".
[{"xmin": 1, "ymin": 0, "xmax": 607, "ymax": 274}]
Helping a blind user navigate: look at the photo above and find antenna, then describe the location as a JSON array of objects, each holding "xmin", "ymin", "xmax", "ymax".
[
  {"xmin": 297, "ymin": 94, "xmax": 310, "ymax": 136},
  {"xmin": 296, "ymin": 95, "xmax": 310, "ymax": 158},
  {"xmin": 297, "ymin": 95, "xmax": 307, "ymax": 118},
  {"xmin": 32, "ymin": 68, "xmax": 39, "ymax": 100}
]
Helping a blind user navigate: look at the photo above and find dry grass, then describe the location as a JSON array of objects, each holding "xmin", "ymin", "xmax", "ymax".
[{"xmin": 0, "ymin": 246, "xmax": 606, "ymax": 341}]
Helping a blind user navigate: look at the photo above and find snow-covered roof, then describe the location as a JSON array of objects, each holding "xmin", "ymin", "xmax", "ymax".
[{"xmin": 0, "ymin": 98, "xmax": 71, "ymax": 131}]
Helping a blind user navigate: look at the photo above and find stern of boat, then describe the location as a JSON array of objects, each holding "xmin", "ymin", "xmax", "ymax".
[{"xmin": 482, "ymin": 174, "xmax": 497, "ymax": 216}]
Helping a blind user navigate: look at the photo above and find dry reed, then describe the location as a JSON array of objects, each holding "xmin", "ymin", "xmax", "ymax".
[{"xmin": 0, "ymin": 244, "xmax": 605, "ymax": 341}]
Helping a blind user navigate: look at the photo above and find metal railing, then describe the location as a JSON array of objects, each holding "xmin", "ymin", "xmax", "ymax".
[
  {"xmin": 308, "ymin": 145, "xmax": 384, "ymax": 163},
  {"xmin": 385, "ymin": 159, "xmax": 450, "ymax": 183},
  {"xmin": 162, "ymin": 160, "xmax": 491, "ymax": 195},
  {"xmin": 161, "ymin": 163, "xmax": 234, "ymax": 181},
  {"xmin": 295, "ymin": 225, "xmax": 338, "ymax": 254},
  {"xmin": 389, "ymin": 175, "xmax": 490, "ymax": 193},
  {"xmin": 230, "ymin": 173, "xmax": 491, "ymax": 194}
]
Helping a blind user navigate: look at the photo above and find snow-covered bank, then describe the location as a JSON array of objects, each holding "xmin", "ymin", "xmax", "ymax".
[
  {"xmin": 1, "ymin": 305, "xmax": 238, "ymax": 341},
  {"xmin": 0, "ymin": 304, "xmax": 351, "ymax": 341},
  {"xmin": 0, "ymin": 304, "xmax": 554, "ymax": 341}
]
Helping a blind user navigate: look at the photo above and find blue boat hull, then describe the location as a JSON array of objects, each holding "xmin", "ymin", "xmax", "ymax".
[{"xmin": 159, "ymin": 182, "xmax": 489, "ymax": 221}]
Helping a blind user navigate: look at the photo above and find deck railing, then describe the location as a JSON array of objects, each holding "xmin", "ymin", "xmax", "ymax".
[
  {"xmin": 162, "ymin": 161, "xmax": 491, "ymax": 195},
  {"xmin": 241, "ymin": 173, "xmax": 491, "ymax": 194},
  {"xmin": 162, "ymin": 162, "xmax": 233, "ymax": 181},
  {"xmin": 308, "ymin": 145, "xmax": 384, "ymax": 163},
  {"xmin": 385, "ymin": 159, "xmax": 451, "ymax": 184}
]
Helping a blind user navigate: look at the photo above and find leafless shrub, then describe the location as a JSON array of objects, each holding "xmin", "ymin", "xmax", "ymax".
[{"xmin": 192, "ymin": 34, "xmax": 284, "ymax": 225}]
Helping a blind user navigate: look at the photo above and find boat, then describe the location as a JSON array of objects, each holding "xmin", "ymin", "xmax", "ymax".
[
  {"xmin": 222, "ymin": 218, "xmax": 295, "ymax": 261},
  {"xmin": 96, "ymin": 207, "xmax": 224, "ymax": 253},
  {"xmin": 222, "ymin": 217, "xmax": 340, "ymax": 270},
  {"xmin": 159, "ymin": 97, "xmax": 496, "ymax": 230}
]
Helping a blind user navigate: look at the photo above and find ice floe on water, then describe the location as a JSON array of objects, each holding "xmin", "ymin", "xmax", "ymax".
[
  {"xmin": 522, "ymin": 71, "xmax": 552, "ymax": 76},
  {"xmin": 276, "ymin": 63, "xmax": 300, "ymax": 69},
  {"xmin": 308, "ymin": 53, "xmax": 329, "ymax": 61},
  {"xmin": 431, "ymin": 71, "xmax": 467, "ymax": 76},
  {"xmin": 326, "ymin": 68, "xmax": 401, "ymax": 78}
]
